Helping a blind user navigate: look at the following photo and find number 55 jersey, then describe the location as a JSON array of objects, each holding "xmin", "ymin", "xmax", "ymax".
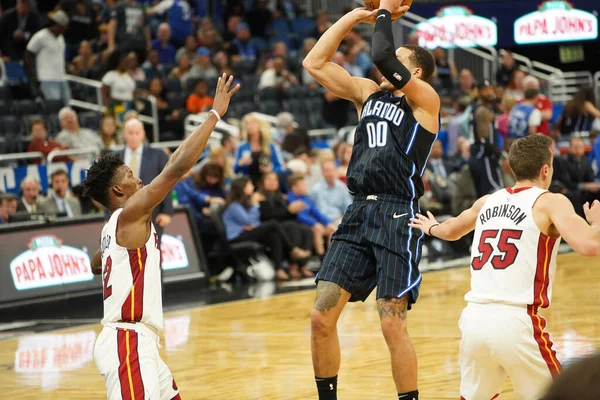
[{"xmin": 466, "ymin": 186, "xmax": 561, "ymax": 308}]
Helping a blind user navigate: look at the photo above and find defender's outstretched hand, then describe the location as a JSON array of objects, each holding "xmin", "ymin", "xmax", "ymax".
[
  {"xmin": 212, "ymin": 73, "xmax": 241, "ymax": 117},
  {"xmin": 409, "ymin": 211, "xmax": 440, "ymax": 236},
  {"xmin": 584, "ymin": 200, "xmax": 600, "ymax": 226}
]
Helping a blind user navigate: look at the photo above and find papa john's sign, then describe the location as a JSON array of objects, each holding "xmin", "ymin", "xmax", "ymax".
[
  {"xmin": 515, "ymin": 1, "xmax": 598, "ymax": 44},
  {"xmin": 416, "ymin": 6, "xmax": 498, "ymax": 49},
  {"xmin": 10, "ymin": 235, "xmax": 94, "ymax": 290}
]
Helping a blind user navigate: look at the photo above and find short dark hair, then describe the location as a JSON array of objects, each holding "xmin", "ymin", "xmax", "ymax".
[
  {"xmin": 508, "ymin": 135, "xmax": 553, "ymax": 181},
  {"xmin": 401, "ymin": 44, "xmax": 435, "ymax": 83},
  {"xmin": 288, "ymin": 174, "xmax": 305, "ymax": 189},
  {"xmin": 195, "ymin": 163, "xmax": 224, "ymax": 188},
  {"xmin": 227, "ymin": 176, "xmax": 252, "ymax": 209},
  {"xmin": 83, "ymin": 153, "xmax": 124, "ymax": 208},
  {"xmin": 50, "ymin": 169, "xmax": 69, "ymax": 181}
]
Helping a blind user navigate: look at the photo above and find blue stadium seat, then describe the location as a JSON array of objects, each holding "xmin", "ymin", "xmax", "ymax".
[
  {"xmin": 292, "ymin": 18, "xmax": 316, "ymax": 46},
  {"xmin": 166, "ymin": 92, "xmax": 186, "ymax": 110},
  {"xmin": 5, "ymin": 62, "xmax": 27, "ymax": 84},
  {"xmin": 164, "ymin": 77, "xmax": 182, "ymax": 94},
  {"xmin": 551, "ymin": 103, "xmax": 564, "ymax": 125}
]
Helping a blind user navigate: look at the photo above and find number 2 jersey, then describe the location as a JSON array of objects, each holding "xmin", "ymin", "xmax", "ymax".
[
  {"xmin": 347, "ymin": 91, "xmax": 437, "ymax": 199},
  {"xmin": 100, "ymin": 208, "xmax": 164, "ymax": 332},
  {"xmin": 466, "ymin": 187, "xmax": 561, "ymax": 308}
]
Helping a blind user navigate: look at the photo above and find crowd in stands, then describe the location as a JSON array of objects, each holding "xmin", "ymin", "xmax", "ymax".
[{"xmin": 1, "ymin": 0, "xmax": 600, "ymax": 276}]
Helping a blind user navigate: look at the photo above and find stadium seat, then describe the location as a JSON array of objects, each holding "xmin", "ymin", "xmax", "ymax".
[
  {"xmin": 0, "ymin": 115, "xmax": 22, "ymax": 136},
  {"xmin": 291, "ymin": 18, "xmax": 317, "ymax": 46},
  {"xmin": 258, "ymin": 100, "xmax": 280, "ymax": 116},
  {"xmin": 0, "ymin": 86, "xmax": 11, "ymax": 101},
  {"xmin": 164, "ymin": 77, "xmax": 182, "ymax": 94},
  {"xmin": 0, "ymin": 101, "xmax": 11, "ymax": 116},
  {"xmin": 233, "ymin": 59, "xmax": 256, "ymax": 76},
  {"xmin": 285, "ymin": 98, "xmax": 306, "ymax": 115},
  {"xmin": 166, "ymin": 92, "xmax": 186, "ymax": 110},
  {"xmin": 136, "ymin": 80, "xmax": 149, "ymax": 91},
  {"xmin": 45, "ymin": 114, "xmax": 61, "ymax": 135},
  {"xmin": 79, "ymin": 111, "xmax": 102, "ymax": 131},
  {"xmin": 42, "ymin": 99, "xmax": 64, "ymax": 116},
  {"xmin": 258, "ymin": 87, "xmax": 279, "ymax": 102},
  {"xmin": 242, "ymin": 74, "xmax": 259, "ymax": 89},
  {"xmin": 13, "ymin": 99, "xmax": 38, "ymax": 116},
  {"xmin": 288, "ymin": 86, "xmax": 308, "ymax": 99}
]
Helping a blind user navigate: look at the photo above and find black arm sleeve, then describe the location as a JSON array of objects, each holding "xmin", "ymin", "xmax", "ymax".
[{"xmin": 371, "ymin": 9, "xmax": 412, "ymax": 90}]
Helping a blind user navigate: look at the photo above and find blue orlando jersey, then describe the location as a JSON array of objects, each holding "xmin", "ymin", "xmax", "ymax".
[
  {"xmin": 508, "ymin": 103, "xmax": 536, "ymax": 139},
  {"xmin": 346, "ymin": 91, "xmax": 438, "ymax": 199},
  {"xmin": 168, "ymin": 0, "xmax": 193, "ymax": 43}
]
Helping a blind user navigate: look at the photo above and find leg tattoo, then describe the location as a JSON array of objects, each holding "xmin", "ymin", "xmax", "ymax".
[
  {"xmin": 377, "ymin": 297, "xmax": 409, "ymax": 320},
  {"xmin": 314, "ymin": 282, "xmax": 342, "ymax": 312}
]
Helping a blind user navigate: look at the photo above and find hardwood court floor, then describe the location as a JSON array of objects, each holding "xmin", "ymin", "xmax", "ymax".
[{"xmin": 1, "ymin": 253, "xmax": 599, "ymax": 399}]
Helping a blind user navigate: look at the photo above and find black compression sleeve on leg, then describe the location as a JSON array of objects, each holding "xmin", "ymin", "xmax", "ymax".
[{"xmin": 372, "ymin": 9, "xmax": 411, "ymax": 90}]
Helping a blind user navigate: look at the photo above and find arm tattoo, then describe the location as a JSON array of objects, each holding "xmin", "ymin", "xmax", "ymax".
[
  {"xmin": 377, "ymin": 297, "xmax": 408, "ymax": 320},
  {"xmin": 314, "ymin": 281, "xmax": 342, "ymax": 312}
]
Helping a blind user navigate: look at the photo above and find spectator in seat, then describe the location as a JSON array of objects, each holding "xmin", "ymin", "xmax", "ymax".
[
  {"xmin": 342, "ymin": 28, "xmax": 373, "ymax": 77},
  {"xmin": 508, "ymin": 87, "xmax": 542, "ymax": 139},
  {"xmin": 101, "ymin": 51, "xmax": 136, "ymax": 119},
  {"xmin": 56, "ymin": 107, "xmax": 103, "ymax": 155},
  {"xmin": 175, "ymin": 35, "xmax": 198, "ymax": 63},
  {"xmin": 496, "ymin": 51, "xmax": 518, "ymax": 88},
  {"xmin": 310, "ymin": 159, "xmax": 352, "ymax": 226},
  {"xmin": 0, "ymin": 193, "xmax": 18, "ymax": 223},
  {"xmin": 176, "ymin": 163, "xmax": 226, "ymax": 254},
  {"xmin": 258, "ymin": 56, "xmax": 298, "ymax": 90},
  {"xmin": 169, "ymin": 53, "xmax": 191, "ymax": 83},
  {"xmin": 198, "ymin": 26, "xmax": 223, "ymax": 54},
  {"xmin": 336, "ymin": 142, "xmax": 352, "ymax": 184},
  {"xmin": 432, "ymin": 47, "xmax": 457, "ymax": 95},
  {"xmin": 425, "ymin": 140, "xmax": 453, "ymax": 213},
  {"xmin": 452, "ymin": 136, "xmax": 471, "ymax": 172},
  {"xmin": 222, "ymin": 15, "xmax": 242, "ymax": 43},
  {"xmin": 141, "ymin": 49, "xmax": 167, "ymax": 80},
  {"xmin": 16, "ymin": 177, "xmax": 42, "ymax": 213},
  {"xmin": 235, "ymin": 113, "xmax": 284, "ymax": 184},
  {"xmin": 27, "ymin": 119, "xmax": 70, "ymax": 163},
  {"xmin": 287, "ymin": 175, "xmax": 337, "ymax": 257},
  {"xmin": 188, "ymin": 46, "xmax": 219, "ymax": 82},
  {"xmin": 565, "ymin": 136, "xmax": 600, "ymax": 208},
  {"xmin": 557, "ymin": 87, "xmax": 600, "ymax": 137},
  {"xmin": 186, "ymin": 79, "xmax": 214, "ymax": 113},
  {"xmin": 222, "ymin": 176, "xmax": 311, "ymax": 281},
  {"xmin": 0, "ymin": 0, "xmax": 40, "ymax": 62},
  {"xmin": 230, "ymin": 22, "xmax": 257, "ymax": 62},
  {"xmin": 505, "ymin": 69, "xmax": 526, "ymax": 101},
  {"xmin": 309, "ymin": 10, "xmax": 330, "ymax": 39},
  {"xmin": 117, "ymin": 118, "xmax": 173, "ymax": 237},
  {"xmin": 25, "ymin": 10, "xmax": 70, "ymax": 106},
  {"xmin": 108, "ymin": 0, "xmax": 150, "ymax": 63},
  {"xmin": 61, "ymin": 0, "xmax": 98, "ymax": 59},
  {"xmin": 68, "ymin": 40, "xmax": 98, "ymax": 76},
  {"xmin": 99, "ymin": 115, "xmax": 123, "ymax": 150},
  {"xmin": 259, "ymin": 171, "xmax": 314, "ymax": 279},
  {"xmin": 147, "ymin": 0, "xmax": 193, "ymax": 48},
  {"xmin": 522, "ymin": 76, "xmax": 553, "ymax": 136},
  {"xmin": 38, "ymin": 169, "xmax": 82, "ymax": 217},
  {"xmin": 300, "ymin": 37, "xmax": 318, "ymax": 88},
  {"xmin": 278, "ymin": 112, "xmax": 310, "ymax": 155},
  {"xmin": 126, "ymin": 51, "xmax": 146, "ymax": 82},
  {"xmin": 447, "ymin": 96, "xmax": 472, "ymax": 154},
  {"xmin": 143, "ymin": 77, "xmax": 185, "ymax": 138},
  {"xmin": 452, "ymin": 69, "xmax": 477, "ymax": 101},
  {"xmin": 151, "ymin": 22, "xmax": 176, "ymax": 65},
  {"xmin": 245, "ymin": 0, "xmax": 272, "ymax": 39},
  {"xmin": 548, "ymin": 137, "xmax": 583, "ymax": 215},
  {"xmin": 496, "ymin": 95, "xmax": 516, "ymax": 141}
]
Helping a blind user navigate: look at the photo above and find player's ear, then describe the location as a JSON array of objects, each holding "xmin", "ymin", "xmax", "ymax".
[
  {"xmin": 412, "ymin": 67, "xmax": 422, "ymax": 79},
  {"xmin": 112, "ymin": 184, "xmax": 124, "ymax": 197}
]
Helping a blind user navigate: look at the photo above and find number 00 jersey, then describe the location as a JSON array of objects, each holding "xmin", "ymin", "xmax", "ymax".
[
  {"xmin": 466, "ymin": 187, "xmax": 561, "ymax": 308},
  {"xmin": 100, "ymin": 208, "xmax": 164, "ymax": 332},
  {"xmin": 347, "ymin": 91, "xmax": 437, "ymax": 199}
]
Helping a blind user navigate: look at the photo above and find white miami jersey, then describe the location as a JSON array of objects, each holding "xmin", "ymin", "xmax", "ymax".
[
  {"xmin": 100, "ymin": 208, "xmax": 164, "ymax": 331},
  {"xmin": 465, "ymin": 187, "xmax": 561, "ymax": 308}
]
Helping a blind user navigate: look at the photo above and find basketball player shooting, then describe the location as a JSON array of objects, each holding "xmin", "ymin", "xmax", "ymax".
[
  {"xmin": 303, "ymin": 1, "xmax": 440, "ymax": 399},
  {"xmin": 83, "ymin": 74, "xmax": 239, "ymax": 400},
  {"xmin": 409, "ymin": 135, "xmax": 600, "ymax": 399}
]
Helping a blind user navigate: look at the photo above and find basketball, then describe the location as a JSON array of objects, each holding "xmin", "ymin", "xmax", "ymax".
[{"xmin": 364, "ymin": 0, "xmax": 413, "ymax": 20}]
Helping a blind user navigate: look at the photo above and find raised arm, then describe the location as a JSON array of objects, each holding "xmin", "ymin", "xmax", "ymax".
[
  {"xmin": 409, "ymin": 195, "xmax": 490, "ymax": 241},
  {"xmin": 372, "ymin": 1, "xmax": 440, "ymax": 118},
  {"xmin": 541, "ymin": 194, "xmax": 600, "ymax": 257},
  {"xmin": 119, "ymin": 74, "xmax": 239, "ymax": 225},
  {"xmin": 302, "ymin": 8, "xmax": 380, "ymax": 108}
]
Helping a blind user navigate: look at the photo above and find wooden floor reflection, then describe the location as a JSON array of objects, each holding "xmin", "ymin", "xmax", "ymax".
[{"xmin": 1, "ymin": 253, "xmax": 599, "ymax": 399}]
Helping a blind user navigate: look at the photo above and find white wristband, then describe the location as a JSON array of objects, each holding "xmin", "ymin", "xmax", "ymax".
[{"xmin": 209, "ymin": 109, "xmax": 221, "ymax": 121}]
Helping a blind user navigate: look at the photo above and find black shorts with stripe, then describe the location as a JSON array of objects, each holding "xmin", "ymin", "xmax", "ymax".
[{"xmin": 316, "ymin": 194, "xmax": 424, "ymax": 308}]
